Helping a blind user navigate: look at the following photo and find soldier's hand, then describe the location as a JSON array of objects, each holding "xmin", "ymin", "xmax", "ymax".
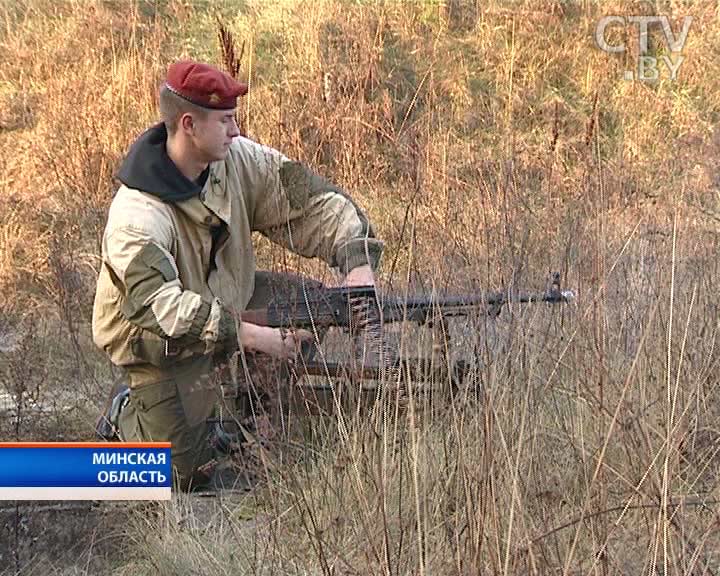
[
  {"xmin": 241, "ymin": 323, "xmax": 314, "ymax": 361},
  {"xmin": 342, "ymin": 264, "xmax": 375, "ymax": 288},
  {"xmin": 276, "ymin": 327, "xmax": 314, "ymax": 362},
  {"xmin": 244, "ymin": 325, "xmax": 311, "ymax": 361}
]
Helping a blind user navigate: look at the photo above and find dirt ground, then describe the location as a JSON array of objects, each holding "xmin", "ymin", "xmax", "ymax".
[{"xmin": 0, "ymin": 490, "xmax": 255, "ymax": 576}]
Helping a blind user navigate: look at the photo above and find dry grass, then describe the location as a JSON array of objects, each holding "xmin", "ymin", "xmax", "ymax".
[{"xmin": 1, "ymin": 0, "xmax": 720, "ymax": 574}]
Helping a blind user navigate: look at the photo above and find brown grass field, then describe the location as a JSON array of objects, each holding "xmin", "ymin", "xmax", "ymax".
[{"xmin": 1, "ymin": 0, "xmax": 720, "ymax": 574}]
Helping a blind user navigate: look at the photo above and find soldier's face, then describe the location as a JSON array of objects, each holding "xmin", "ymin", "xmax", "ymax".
[{"xmin": 191, "ymin": 109, "xmax": 240, "ymax": 162}]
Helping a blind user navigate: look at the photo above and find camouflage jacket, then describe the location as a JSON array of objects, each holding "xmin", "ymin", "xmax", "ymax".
[{"xmin": 92, "ymin": 124, "xmax": 382, "ymax": 384}]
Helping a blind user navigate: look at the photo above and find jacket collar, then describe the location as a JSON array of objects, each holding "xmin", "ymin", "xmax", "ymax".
[
  {"xmin": 117, "ymin": 122, "xmax": 233, "ymax": 226},
  {"xmin": 116, "ymin": 123, "xmax": 209, "ymax": 203}
]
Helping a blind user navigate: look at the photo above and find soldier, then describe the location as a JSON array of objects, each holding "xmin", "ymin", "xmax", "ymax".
[{"xmin": 92, "ymin": 60, "xmax": 382, "ymax": 491}]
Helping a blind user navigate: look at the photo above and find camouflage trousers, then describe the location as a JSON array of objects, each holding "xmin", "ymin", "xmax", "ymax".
[{"xmin": 117, "ymin": 271, "xmax": 322, "ymax": 491}]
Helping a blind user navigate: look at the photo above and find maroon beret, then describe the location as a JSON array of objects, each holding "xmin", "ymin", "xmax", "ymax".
[{"xmin": 165, "ymin": 60, "xmax": 248, "ymax": 110}]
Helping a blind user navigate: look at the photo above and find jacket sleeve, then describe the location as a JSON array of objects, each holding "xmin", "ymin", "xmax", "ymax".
[
  {"xmin": 101, "ymin": 207, "xmax": 237, "ymax": 355},
  {"xmin": 240, "ymin": 141, "xmax": 383, "ymax": 275}
]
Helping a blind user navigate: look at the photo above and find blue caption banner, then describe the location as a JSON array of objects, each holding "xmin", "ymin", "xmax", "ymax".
[{"xmin": 0, "ymin": 443, "xmax": 172, "ymax": 500}]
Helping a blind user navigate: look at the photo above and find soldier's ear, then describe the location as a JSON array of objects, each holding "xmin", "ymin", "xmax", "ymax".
[{"xmin": 180, "ymin": 113, "xmax": 194, "ymax": 134}]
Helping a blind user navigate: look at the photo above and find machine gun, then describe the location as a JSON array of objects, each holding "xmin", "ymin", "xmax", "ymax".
[
  {"xmin": 240, "ymin": 273, "xmax": 574, "ymax": 384},
  {"xmin": 211, "ymin": 274, "xmax": 574, "ymax": 451}
]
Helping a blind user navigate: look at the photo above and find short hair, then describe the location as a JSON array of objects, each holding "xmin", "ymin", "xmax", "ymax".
[{"xmin": 158, "ymin": 85, "xmax": 208, "ymax": 135}]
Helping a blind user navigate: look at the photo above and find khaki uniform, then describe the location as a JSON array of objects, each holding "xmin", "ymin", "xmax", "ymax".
[{"xmin": 93, "ymin": 131, "xmax": 382, "ymax": 489}]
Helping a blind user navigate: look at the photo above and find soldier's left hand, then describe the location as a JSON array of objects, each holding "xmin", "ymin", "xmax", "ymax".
[{"xmin": 342, "ymin": 264, "xmax": 375, "ymax": 287}]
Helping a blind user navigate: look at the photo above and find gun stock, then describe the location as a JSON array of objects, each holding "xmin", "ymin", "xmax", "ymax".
[{"xmin": 239, "ymin": 308, "xmax": 269, "ymax": 326}]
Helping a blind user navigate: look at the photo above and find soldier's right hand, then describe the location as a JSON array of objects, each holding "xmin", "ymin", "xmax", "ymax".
[
  {"xmin": 243, "ymin": 324, "xmax": 313, "ymax": 361},
  {"xmin": 275, "ymin": 327, "xmax": 314, "ymax": 361}
]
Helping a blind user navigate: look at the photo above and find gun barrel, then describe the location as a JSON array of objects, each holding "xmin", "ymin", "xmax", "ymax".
[{"xmin": 382, "ymin": 289, "xmax": 573, "ymax": 322}]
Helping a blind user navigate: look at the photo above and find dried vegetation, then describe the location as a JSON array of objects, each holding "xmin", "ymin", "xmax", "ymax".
[{"xmin": 1, "ymin": 1, "xmax": 720, "ymax": 574}]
